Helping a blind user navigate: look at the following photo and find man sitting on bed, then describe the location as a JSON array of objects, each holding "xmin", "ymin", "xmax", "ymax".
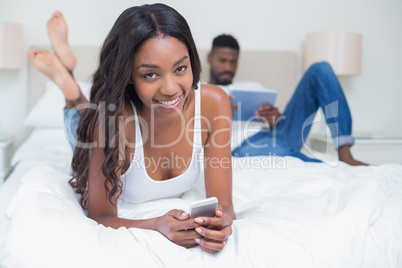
[{"xmin": 207, "ymin": 34, "xmax": 366, "ymax": 166}]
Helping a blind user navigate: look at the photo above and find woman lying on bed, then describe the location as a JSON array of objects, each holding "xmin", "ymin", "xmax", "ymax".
[{"xmin": 27, "ymin": 4, "xmax": 235, "ymax": 253}]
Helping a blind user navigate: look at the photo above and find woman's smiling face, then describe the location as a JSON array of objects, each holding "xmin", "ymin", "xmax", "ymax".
[{"xmin": 131, "ymin": 36, "xmax": 193, "ymax": 119}]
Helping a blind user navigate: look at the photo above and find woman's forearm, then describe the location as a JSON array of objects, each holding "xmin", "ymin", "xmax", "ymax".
[
  {"xmin": 222, "ymin": 204, "xmax": 236, "ymax": 220},
  {"xmin": 93, "ymin": 215, "xmax": 159, "ymax": 230}
]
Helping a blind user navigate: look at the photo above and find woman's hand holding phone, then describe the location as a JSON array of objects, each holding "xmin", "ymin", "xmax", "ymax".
[
  {"xmin": 154, "ymin": 209, "xmax": 201, "ymax": 249},
  {"xmin": 193, "ymin": 203, "xmax": 233, "ymax": 253},
  {"xmin": 155, "ymin": 197, "xmax": 233, "ymax": 253}
]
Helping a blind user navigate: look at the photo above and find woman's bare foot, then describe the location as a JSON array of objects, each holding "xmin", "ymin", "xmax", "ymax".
[
  {"xmin": 27, "ymin": 49, "xmax": 80, "ymax": 101},
  {"xmin": 338, "ymin": 145, "xmax": 369, "ymax": 166},
  {"xmin": 47, "ymin": 11, "xmax": 76, "ymax": 71}
]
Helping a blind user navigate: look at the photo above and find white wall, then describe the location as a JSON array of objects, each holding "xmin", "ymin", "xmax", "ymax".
[{"xmin": 1, "ymin": 0, "xmax": 401, "ymax": 151}]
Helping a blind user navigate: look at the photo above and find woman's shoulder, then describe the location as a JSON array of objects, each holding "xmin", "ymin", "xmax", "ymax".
[
  {"xmin": 200, "ymin": 84, "xmax": 231, "ymax": 117},
  {"xmin": 200, "ymin": 84, "xmax": 230, "ymax": 104}
]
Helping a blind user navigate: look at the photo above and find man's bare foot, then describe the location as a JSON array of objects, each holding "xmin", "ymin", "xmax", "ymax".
[
  {"xmin": 47, "ymin": 11, "xmax": 76, "ymax": 71},
  {"xmin": 27, "ymin": 49, "xmax": 80, "ymax": 101},
  {"xmin": 338, "ymin": 145, "xmax": 369, "ymax": 166}
]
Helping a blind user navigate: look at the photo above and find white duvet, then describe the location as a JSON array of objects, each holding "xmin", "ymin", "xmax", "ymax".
[{"xmin": 1, "ymin": 155, "xmax": 402, "ymax": 268}]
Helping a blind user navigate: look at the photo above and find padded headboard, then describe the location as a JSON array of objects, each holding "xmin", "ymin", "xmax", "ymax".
[{"xmin": 28, "ymin": 46, "xmax": 298, "ymax": 111}]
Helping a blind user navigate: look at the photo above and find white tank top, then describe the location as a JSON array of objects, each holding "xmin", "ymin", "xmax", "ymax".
[{"xmin": 120, "ymin": 86, "xmax": 203, "ymax": 203}]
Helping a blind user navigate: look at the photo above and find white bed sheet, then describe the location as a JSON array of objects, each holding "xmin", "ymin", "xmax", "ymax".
[
  {"xmin": 1, "ymin": 128, "xmax": 402, "ymax": 268},
  {"xmin": 0, "ymin": 128, "xmax": 72, "ymax": 253}
]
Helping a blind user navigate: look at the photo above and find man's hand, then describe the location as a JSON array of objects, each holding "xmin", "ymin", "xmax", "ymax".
[
  {"xmin": 229, "ymin": 95, "xmax": 238, "ymax": 110},
  {"xmin": 255, "ymin": 104, "xmax": 281, "ymax": 129}
]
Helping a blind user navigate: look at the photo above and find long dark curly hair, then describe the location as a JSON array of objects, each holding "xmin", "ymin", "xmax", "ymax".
[{"xmin": 69, "ymin": 4, "xmax": 201, "ymax": 209}]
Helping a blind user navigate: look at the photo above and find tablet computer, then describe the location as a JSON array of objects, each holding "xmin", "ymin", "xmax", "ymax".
[{"xmin": 229, "ymin": 87, "xmax": 278, "ymax": 121}]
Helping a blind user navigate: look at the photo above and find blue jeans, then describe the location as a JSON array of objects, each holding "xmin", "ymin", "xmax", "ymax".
[
  {"xmin": 64, "ymin": 107, "xmax": 80, "ymax": 153},
  {"xmin": 232, "ymin": 62, "xmax": 354, "ymax": 162}
]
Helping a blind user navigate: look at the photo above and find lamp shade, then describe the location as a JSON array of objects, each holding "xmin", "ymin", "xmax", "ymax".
[
  {"xmin": 304, "ymin": 32, "xmax": 362, "ymax": 75},
  {"xmin": 0, "ymin": 22, "xmax": 23, "ymax": 69}
]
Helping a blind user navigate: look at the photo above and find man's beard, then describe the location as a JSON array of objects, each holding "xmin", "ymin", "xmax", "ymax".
[{"xmin": 210, "ymin": 70, "xmax": 234, "ymax": 85}]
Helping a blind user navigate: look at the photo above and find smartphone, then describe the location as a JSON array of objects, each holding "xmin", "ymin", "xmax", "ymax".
[{"xmin": 189, "ymin": 197, "xmax": 218, "ymax": 218}]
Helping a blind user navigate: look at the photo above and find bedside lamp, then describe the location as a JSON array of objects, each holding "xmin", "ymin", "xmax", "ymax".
[
  {"xmin": 0, "ymin": 22, "xmax": 24, "ymax": 70},
  {"xmin": 303, "ymin": 31, "xmax": 362, "ymax": 75}
]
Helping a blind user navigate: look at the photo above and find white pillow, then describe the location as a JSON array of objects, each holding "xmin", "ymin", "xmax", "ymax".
[{"xmin": 23, "ymin": 81, "xmax": 91, "ymax": 128}]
